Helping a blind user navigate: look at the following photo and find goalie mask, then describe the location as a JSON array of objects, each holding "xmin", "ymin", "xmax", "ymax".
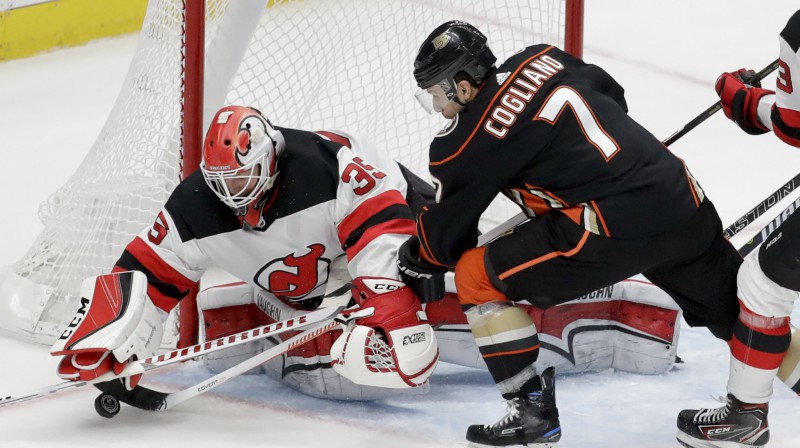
[
  {"xmin": 413, "ymin": 20, "xmax": 496, "ymax": 114},
  {"xmin": 201, "ymin": 106, "xmax": 286, "ymax": 210}
]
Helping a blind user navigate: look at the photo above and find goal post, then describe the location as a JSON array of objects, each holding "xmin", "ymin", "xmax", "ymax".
[{"xmin": 0, "ymin": 0, "xmax": 584, "ymax": 346}]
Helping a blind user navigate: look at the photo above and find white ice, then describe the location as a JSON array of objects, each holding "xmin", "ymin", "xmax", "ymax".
[{"xmin": 1, "ymin": 1, "xmax": 799, "ymax": 447}]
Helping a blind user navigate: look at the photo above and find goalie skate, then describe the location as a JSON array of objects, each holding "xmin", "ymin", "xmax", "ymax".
[{"xmin": 466, "ymin": 367, "xmax": 561, "ymax": 447}]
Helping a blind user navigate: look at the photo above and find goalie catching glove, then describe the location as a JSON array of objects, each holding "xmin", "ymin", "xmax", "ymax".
[
  {"xmin": 50, "ymin": 271, "xmax": 167, "ymax": 390},
  {"xmin": 330, "ymin": 277, "xmax": 439, "ymax": 388}
]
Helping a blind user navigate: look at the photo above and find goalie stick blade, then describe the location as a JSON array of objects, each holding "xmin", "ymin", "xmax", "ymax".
[
  {"xmin": 95, "ymin": 307, "xmax": 343, "ymax": 414},
  {"xmin": 94, "ymin": 380, "xmax": 168, "ymax": 412},
  {"xmin": 0, "ymin": 306, "xmax": 344, "ymax": 411},
  {"xmin": 147, "ymin": 317, "xmax": 341, "ymax": 412}
]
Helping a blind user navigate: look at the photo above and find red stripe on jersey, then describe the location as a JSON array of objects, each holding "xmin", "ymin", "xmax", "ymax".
[
  {"xmin": 775, "ymin": 105, "xmax": 800, "ymax": 128},
  {"xmin": 344, "ymin": 218, "xmax": 416, "ymax": 260},
  {"xmin": 730, "ymin": 336, "xmax": 787, "ymax": 370},
  {"xmin": 119, "ymin": 237, "xmax": 197, "ymax": 312},
  {"xmin": 315, "ymin": 130, "xmax": 352, "ymax": 149},
  {"xmin": 775, "ymin": 126, "xmax": 800, "ymax": 147},
  {"xmin": 337, "ymin": 190, "xmax": 409, "ymax": 246},
  {"xmin": 773, "ymin": 106, "xmax": 800, "ymax": 147}
]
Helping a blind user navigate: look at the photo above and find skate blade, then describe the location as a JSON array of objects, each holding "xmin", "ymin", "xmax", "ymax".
[
  {"xmin": 468, "ymin": 443, "xmax": 556, "ymax": 448},
  {"xmin": 676, "ymin": 431, "xmax": 759, "ymax": 448}
]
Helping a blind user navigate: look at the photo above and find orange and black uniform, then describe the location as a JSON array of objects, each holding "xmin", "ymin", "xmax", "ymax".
[{"xmin": 417, "ymin": 44, "xmax": 742, "ymax": 340}]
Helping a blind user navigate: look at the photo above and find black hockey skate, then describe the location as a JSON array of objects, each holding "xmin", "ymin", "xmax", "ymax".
[
  {"xmin": 466, "ymin": 367, "xmax": 561, "ymax": 447},
  {"xmin": 676, "ymin": 394, "xmax": 769, "ymax": 448}
]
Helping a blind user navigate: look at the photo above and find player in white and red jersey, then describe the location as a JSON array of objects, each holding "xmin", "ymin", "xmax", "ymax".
[
  {"xmin": 50, "ymin": 105, "xmax": 439, "ymax": 393},
  {"xmin": 676, "ymin": 10, "xmax": 800, "ymax": 448}
]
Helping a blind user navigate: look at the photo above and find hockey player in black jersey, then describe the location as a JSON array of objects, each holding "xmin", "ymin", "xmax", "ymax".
[
  {"xmin": 677, "ymin": 10, "xmax": 800, "ymax": 448},
  {"xmin": 400, "ymin": 21, "xmax": 744, "ymax": 447}
]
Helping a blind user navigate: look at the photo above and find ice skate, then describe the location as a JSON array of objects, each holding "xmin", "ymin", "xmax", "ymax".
[
  {"xmin": 467, "ymin": 367, "xmax": 561, "ymax": 447},
  {"xmin": 676, "ymin": 394, "xmax": 769, "ymax": 448}
]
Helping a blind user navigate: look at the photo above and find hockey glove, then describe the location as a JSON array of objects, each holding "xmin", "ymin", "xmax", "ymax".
[
  {"xmin": 51, "ymin": 271, "xmax": 167, "ymax": 390},
  {"xmin": 715, "ymin": 68, "xmax": 774, "ymax": 135},
  {"xmin": 397, "ymin": 236, "xmax": 447, "ymax": 303},
  {"xmin": 330, "ymin": 277, "xmax": 439, "ymax": 388}
]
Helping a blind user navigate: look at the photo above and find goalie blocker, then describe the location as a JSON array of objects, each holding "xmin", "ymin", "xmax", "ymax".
[{"xmin": 198, "ymin": 277, "xmax": 685, "ymax": 400}]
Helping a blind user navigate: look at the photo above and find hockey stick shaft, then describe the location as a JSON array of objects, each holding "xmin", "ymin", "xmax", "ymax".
[
  {"xmin": 156, "ymin": 317, "xmax": 341, "ymax": 410},
  {"xmin": 723, "ymin": 171, "xmax": 800, "ymax": 239},
  {"xmin": 662, "ymin": 58, "xmax": 780, "ymax": 147},
  {"xmin": 0, "ymin": 306, "xmax": 339, "ymax": 409},
  {"xmin": 735, "ymin": 195, "xmax": 800, "ymax": 257}
]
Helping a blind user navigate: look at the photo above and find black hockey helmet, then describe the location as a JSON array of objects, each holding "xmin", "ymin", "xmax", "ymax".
[{"xmin": 413, "ymin": 20, "xmax": 497, "ymax": 97}]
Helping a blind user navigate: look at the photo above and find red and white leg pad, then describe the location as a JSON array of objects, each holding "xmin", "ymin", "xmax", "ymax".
[
  {"xmin": 429, "ymin": 278, "xmax": 681, "ymax": 375},
  {"xmin": 197, "ymin": 282, "xmax": 426, "ymax": 399}
]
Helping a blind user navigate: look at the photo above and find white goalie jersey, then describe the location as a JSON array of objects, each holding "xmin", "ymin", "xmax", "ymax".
[{"xmin": 113, "ymin": 128, "xmax": 419, "ymax": 313}]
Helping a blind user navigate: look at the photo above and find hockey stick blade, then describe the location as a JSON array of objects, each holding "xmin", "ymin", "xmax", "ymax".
[
  {"xmin": 662, "ymin": 58, "xmax": 780, "ymax": 147},
  {"xmin": 0, "ymin": 306, "xmax": 338, "ymax": 410}
]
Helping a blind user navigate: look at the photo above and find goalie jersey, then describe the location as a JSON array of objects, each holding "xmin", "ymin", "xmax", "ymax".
[
  {"xmin": 417, "ymin": 45, "xmax": 706, "ymax": 267},
  {"xmin": 114, "ymin": 129, "xmax": 422, "ymax": 312}
]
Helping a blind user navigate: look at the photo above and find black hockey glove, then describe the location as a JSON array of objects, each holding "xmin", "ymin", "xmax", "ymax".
[{"xmin": 397, "ymin": 236, "xmax": 447, "ymax": 303}]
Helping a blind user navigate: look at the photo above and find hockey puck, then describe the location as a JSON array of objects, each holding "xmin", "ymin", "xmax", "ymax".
[{"xmin": 94, "ymin": 393, "xmax": 121, "ymax": 418}]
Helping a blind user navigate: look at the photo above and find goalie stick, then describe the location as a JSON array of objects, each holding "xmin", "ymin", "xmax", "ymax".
[
  {"xmin": 93, "ymin": 315, "xmax": 342, "ymax": 417},
  {"xmin": 0, "ymin": 305, "xmax": 339, "ymax": 410}
]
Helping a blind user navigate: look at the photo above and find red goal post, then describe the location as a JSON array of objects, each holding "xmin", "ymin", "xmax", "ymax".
[{"xmin": 0, "ymin": 0, "xmax": 583, "ymax": 347}]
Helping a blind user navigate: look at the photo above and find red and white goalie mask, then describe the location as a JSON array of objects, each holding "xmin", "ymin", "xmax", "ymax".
[{"xmin": 200, "ymin": 106, "xmax": 285, "ymax": 209}]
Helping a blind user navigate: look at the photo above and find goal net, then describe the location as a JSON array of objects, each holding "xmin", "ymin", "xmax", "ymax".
[{"xmin": 0, "ymin": 0, "xmax": 583, "ymax": 344}]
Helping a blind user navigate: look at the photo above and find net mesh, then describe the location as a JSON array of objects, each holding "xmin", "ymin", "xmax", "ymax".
[{"xmin": 2, "ymin": 0, "xmax": 572, "ymax": 343}]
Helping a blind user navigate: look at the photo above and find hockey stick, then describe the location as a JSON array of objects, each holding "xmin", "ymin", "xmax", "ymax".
[
  {"xmin": 0, "ymin": 305, "xmax": 339, "ymax": 410},
  {"xmin": 735, "ymin": 194, "xmax": 800, "ymax": 257},
  {"xmin": 723, "ymin": 172, "xmax": 800, "ymax": 239},
  {"xmin": 94, "ymin": 315, "xmax": 342, "ymax": 416},
  {"xmin": 662, "ymin": 58, "xmax": 780, "ymax": 147}
]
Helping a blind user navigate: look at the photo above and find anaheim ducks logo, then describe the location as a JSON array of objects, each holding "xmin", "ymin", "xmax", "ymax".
[
  {"xmin": 432, "ymin": 32, "xmax": 450, "ymax": 50},
  {"xmin": 254, "ymin": 244, "xmax": 332, "ymax": 301}
]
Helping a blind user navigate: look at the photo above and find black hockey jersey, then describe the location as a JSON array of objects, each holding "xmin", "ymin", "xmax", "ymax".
[
  {"xmin": 418, "ymin": 45, "xmax": 705, "ymax": 267},
  {"xmin": 115, "ymin": 129, "xmax": 422, "ymax": 312}
]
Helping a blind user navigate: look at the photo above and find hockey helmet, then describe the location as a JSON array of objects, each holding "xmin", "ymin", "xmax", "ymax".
[
  {"xmin": 201, "ymin": 105, "xmax": 286, "ymax": 209},
  {"xmin": 413, "ymin": 21, "xmax": 496, "ymax": 113}
]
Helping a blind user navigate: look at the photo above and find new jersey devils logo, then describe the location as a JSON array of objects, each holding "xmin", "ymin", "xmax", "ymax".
[{"xmin": 254, "ymin": 244, "xmax": 331, "ymax": 301}]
